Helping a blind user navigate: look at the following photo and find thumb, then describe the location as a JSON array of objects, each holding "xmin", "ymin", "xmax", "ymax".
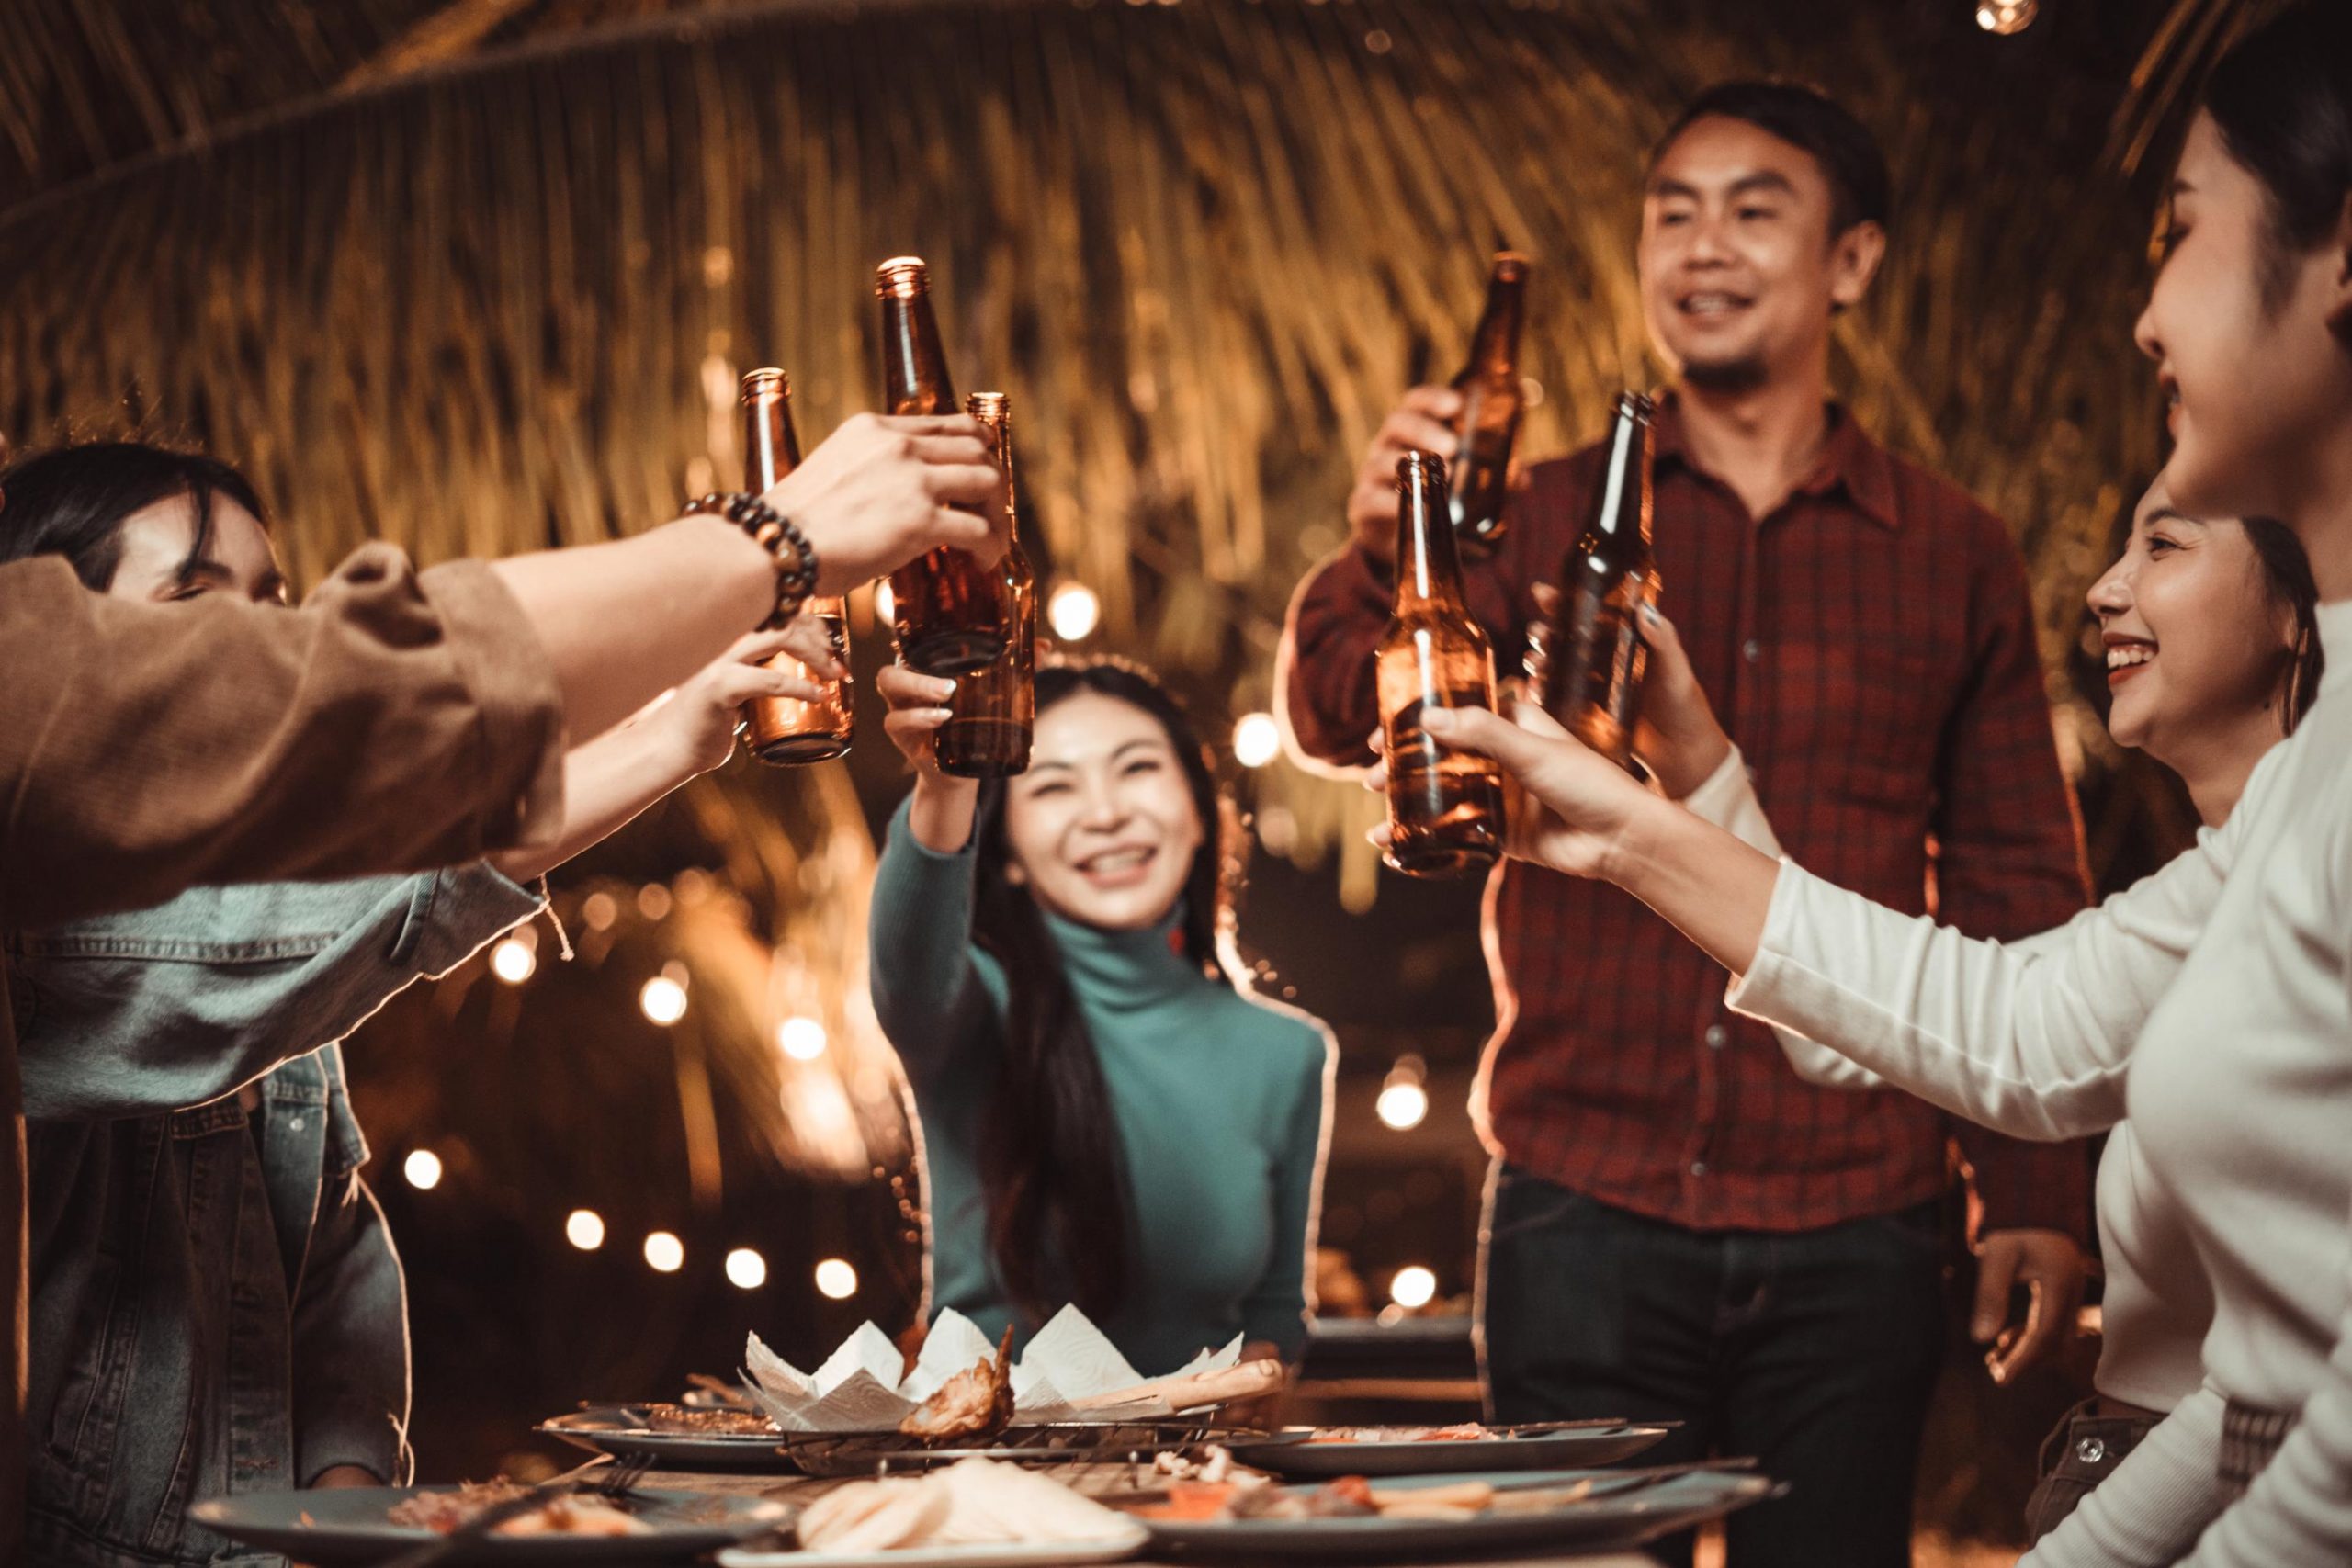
[
  {"xmin": 1971, "ymin": 1242, "xmax": 2016, "ymax": 1343},
  {"xmin": 1421, "ymin": 703, "xmax": 1569, "ymax": 774},
  {"xmin": 1635, "ymin": 603, "xmax": 1693, "ymax": 680},
  {"xmin": 1503, "ymin": 692, "xmax": 1573, "ymax": 741}
]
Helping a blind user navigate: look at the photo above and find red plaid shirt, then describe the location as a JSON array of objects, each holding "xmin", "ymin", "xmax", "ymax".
[{"xmin": 1282, "ymin": 400, "xmax": 2092, "ymax": 1236}]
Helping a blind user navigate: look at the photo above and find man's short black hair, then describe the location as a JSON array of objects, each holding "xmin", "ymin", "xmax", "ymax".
[{"xmin": 1651, "ymin": 80, "xmax": 1894, "ymax": 239}]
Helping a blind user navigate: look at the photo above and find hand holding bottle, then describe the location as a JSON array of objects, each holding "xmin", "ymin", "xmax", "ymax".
[
  {"xmin": 1345, "ymin": 388, "xmax": 1463, "ymax": 561},
  {"xmin": 878, "ymin": 662, "xmax": 980, "ymax": 852},
  {"xmin": 764, "ymin": 412, "xmax": 1005, "ymax": 592},
  {"xmin": 1532, "ymin": 584, "xmax": 1733, "ymax": 801}
]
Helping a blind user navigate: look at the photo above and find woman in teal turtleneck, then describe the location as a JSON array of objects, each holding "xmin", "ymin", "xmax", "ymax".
[{"xmin": 869, "ymin": 658, "xmax": 1332, "ymax": 1379}]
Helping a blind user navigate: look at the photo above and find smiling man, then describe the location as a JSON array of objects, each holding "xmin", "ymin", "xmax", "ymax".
[{"xmin": 1280, "ymin": 82, "xmax": 2094, "ymax": 1565}]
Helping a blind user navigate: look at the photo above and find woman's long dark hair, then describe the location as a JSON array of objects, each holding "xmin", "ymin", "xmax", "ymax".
[
  {"xmin": 969, "ymin": 658, "xmax": 1233, "ymax": 1325},
  {"xmin": 2202, "ymin": 5, "xmax": 2352, "ymax": 315},
  {"xmin": 0, "ymin": 440, "xmax": 268, "ymax": 591},
  {"xmin": 2244, "ymin": 513, "xmax": 2327, "ymax": 732}
]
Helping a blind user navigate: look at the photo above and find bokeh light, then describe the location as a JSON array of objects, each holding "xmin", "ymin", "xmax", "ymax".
[
  {"xmin": 814, "ymin": 1258, "xmax": 859, "ymax": 1300},
  {"xmin": 489, "ymin": 936, "xmax": 536, "ymax": 985},
  {"xmin": 1375, "ymin": 1080, "xmax": 1430, "ymax": 1131},
  {"xmin": 1389, "ymin": 1265, "xmax": 1437, "ymax": 1309},
  {"xmin": 643, "ymin": 1231, "xmax": 684, "ymax": 1272},
  {"xmin": 403, "ymin": 1149, "xmax": 444, "ymax": 1190},
  {"xmin": 564, "ymin": 1209, "xmax": 605, "ymax": 1251},
  {"xmin": 779, "ymin": 1016, "xmax": 830, "ymax": 1061},
  {"xmin": 726, "ymin": 1247, "xmax": 769, "ymax": 1290},
  {"xmin": 1046, "ymin": 581, "xmax": 1101, "ymax": 641},
  {"xmin": 639, "ymin": 976, "xmax": 688, "ymax": 1025},
  {"xmin": 1232, "ymin": 712, "xmax": 1282, "ymax": 769}
]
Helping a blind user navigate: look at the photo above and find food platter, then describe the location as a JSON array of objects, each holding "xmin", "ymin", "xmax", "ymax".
[
  {"xmin": 773, "ymin": 1421, "xmax": 1255, "ymax": 1479},
  {"xmin": 1227, "ymin": 1422, "xmax": 1675, "ymax": 1478},
  {"xmin": 717, "ymin": 1522, "xmax": 1149, "ymax": 1567},
  {"xmin": 188, "ymin": 1484, "xmax": 787, "ymax": 1564},
  {"xmin": 1125, "ymin": 1468, "xmax": 1777, "ymax": 1562},
  {"xmin": 539, "ymin": 1406, "xmax": 806, "ymax": 1472}
]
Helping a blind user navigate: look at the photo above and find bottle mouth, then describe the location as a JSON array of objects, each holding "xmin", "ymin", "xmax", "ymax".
[
  {"xmin": 1492, "ymin": 252, "xmax": 1531, "ymax": 280},
  {"xmin": 739, "ymin": 367, "xmax": 789, "ymax": 399},
  {"xmin": 876, "ymin": 256, "xmax": 931, "ymax": 299},
  {"xmin": 1396, "ymin": 449, "xmax": 1447, "ymax": 488},
  {"xmin": 966, "ymin": 390, "xmax": 1010, "ymax": 421}
]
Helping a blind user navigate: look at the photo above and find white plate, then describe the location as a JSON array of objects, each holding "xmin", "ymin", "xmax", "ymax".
[{"xmin": 718, "ymin": 1522, "xmax": 1148, "ymax": 1567}]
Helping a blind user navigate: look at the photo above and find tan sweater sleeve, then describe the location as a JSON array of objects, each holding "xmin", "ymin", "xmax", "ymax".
[{"xmin": 0, "ymin": 545, "xmax": 564, "ymax": 929}]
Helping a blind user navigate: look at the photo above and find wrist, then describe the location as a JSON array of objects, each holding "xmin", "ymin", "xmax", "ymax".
[
  {"xmin": 908, "ymin": 773, "xmax": 980, "ymax": 853},
  {"xmin": 1598, "ymin": 788, "xmax": 1680, "ymax": 895},
  {"xmin": 1657, "ymin": 728, "xmax": 1735, "ymax": 803}
]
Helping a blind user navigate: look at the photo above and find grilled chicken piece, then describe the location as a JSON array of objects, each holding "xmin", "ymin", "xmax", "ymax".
[{"xmin": 899, "ymin": 1325, "xmax": 1015, "ymax": 1441}]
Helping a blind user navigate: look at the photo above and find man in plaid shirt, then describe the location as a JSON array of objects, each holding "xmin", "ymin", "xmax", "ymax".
[{"xmin": 1280, "ymin": 84, "xmax": 2092, "ymax": 1566}]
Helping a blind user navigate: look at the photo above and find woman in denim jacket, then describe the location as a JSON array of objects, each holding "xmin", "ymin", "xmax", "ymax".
[{"xmin": 0, "ymin": 443, "xmax": 843, "ymax": 1566}]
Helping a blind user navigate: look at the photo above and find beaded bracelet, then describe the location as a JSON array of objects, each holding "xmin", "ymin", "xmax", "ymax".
[{"xmin": 683, "ymin": 491, "xmax": 820, "ymax": 627}]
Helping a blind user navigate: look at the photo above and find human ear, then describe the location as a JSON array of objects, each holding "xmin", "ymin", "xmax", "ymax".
[{"xmin": 1829, "ymin": 220, "xmax": 1888, "ymax": 313}]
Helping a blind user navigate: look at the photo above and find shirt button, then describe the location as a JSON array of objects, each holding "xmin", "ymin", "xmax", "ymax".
[
  {"xmin": 1690, "ymin": 1160, "xmax": 1709, "ymax": 1178},
  {"xmin": 287, "ymin": 1116, "xmax": 305, "ymax": 1132},
  {"xmin": 2076, "ymin": 1436, "xmax": 2108, "ymax": 1465},
  {"xmin": 1704, "ymin": 1025, "xmax": 1728, "ymax": 1049},
  {"xmin": 1744, "ymin": 762, "xmax": 1759, "ymax": 784},
  {"xmin": 1742, "ymin": 638, "xmax": 1762, "ymax": 663}
]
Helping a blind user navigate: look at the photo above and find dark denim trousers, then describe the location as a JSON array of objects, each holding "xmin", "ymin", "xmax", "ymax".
[{"xmin": 1480, "ymin": 1165, "xmax": 1947, "ymax": 1568}]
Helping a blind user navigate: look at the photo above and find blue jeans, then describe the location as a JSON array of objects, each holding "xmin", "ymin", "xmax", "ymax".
[{"xmin": 1480, "ymin": 1165, "xmax": 1947, "ymax": 1568}]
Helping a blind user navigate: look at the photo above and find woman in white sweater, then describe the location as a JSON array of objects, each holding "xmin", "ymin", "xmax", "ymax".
[
  {"xmin": 1641, "ymin": 472, "xmax": 2319, "ymax": 1542},
  {"xmin": 1392, "ymin": 7, "xmax": 2352, "ymax": 1562}
]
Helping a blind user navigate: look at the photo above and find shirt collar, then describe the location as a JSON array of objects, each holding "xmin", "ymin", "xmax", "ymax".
[{"xmin": 1650, "ymin": 393, "xmax": 1902, "ymax": 531}]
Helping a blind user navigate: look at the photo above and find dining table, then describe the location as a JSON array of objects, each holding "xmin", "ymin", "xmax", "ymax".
[{"xmin": 628, "ymin": 1460, "xmax": 1666, "ymax": 1567}]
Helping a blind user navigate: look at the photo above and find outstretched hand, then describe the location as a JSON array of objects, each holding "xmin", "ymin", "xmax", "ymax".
[
  {"xmin": 648, "ymin": 623, "xmax": 845, "ymax": 776},
  {"xmin": 1366, "ymin": 691, "xmax": 1658, "ymax": 881},
  {"xmin": 769, "ymin": 412, "xmax": 1007, "ymax": 592}
]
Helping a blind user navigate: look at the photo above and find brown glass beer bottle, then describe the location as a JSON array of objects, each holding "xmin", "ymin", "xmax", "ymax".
[
  {"xmin": 736, "ymin": 369, "xmax": 854, "ymax": 764},
  {"xmin": 1536, "ymin": 391, "xmax": 1657, "ymax": 770},
  {"xmin": 1448, "ymin": 252, "xmax": 1530, "ymax": 558},
  {"xmin": 876, "ymin": 256, "xmax": 1010, "ymax": 675},
  {"xmin": 1378, "ymin": 450, "xmax": 1506, "ymax": 878},
  {"xmin": 932, "ymin": 392, "xmax": 1035, "ymax": 778}
]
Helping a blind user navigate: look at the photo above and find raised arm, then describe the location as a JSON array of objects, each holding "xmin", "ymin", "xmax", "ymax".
[
  {"xmin": 866, "ymin": 666, "xmax": 1007, "ymax": 1080},
  {"xmin": 1280, "ymin": 387, "xmax": 1536, "ymax": 771},
  {"xmin": 14, "ymin": 866, "xmax": 540, "ymax": 1119},
  {"xmin": 1395, "ymin": 699, "xmax": 2268, "ymax": 1141}
]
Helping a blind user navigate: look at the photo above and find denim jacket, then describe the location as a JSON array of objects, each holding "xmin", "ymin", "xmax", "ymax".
[{"xmin": 6, "ymin": 866, "xmax": 542, "ymax": 1566}]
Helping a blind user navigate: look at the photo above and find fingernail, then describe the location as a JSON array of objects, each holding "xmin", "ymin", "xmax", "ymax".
[{"xmin": 1639, "ymin": 604, "xmax": 1660, "ymax": 624}]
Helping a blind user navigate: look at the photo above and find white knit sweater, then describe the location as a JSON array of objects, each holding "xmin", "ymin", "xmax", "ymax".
[{"xmin": 1708, "ymin": 596, "xmax": 2352, "ymax": 1566}]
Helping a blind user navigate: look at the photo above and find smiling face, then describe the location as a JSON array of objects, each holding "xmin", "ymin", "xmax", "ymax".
[
  {"xmin": 1000, "ymin": 689, "xmax": 1205, "ymax": 931},
  {"xmin": 1639, "ymin": 115, "xmax": 1884, "ymax": 393},
  {"xmin": 2087, "ymin": 477, "xmax": 2296, "ymax": 766},
  {"xmin": 2134, "ymin": 113, "xmax": 2352, "ymax": 527},
  {"xmin": 104, "ymin": 490, "xmax": 288, "ymax": 605}
]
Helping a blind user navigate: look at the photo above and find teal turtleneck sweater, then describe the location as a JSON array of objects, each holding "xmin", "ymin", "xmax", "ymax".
[{"xmin": 869, "ymin": 799, "xmax": 1331, "ymax": 1375}]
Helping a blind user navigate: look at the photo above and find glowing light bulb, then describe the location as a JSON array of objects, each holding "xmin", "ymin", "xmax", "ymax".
[
  {"xmin": 814, "ymin": 1258, "xmax": 858, "ymax": 1300},
  {"xmin": 565, "ymin": 1209, "xmax": 605, "ymax": 1251},
  {"xmin": 639, "ymin": 976, "xmax": 688, "ymax": 1025},
  {"xmin": 1974, "ymin": 0, "xmax": 2036, "ymax": 34},
  {"xmin": 873, "ymin": 580, "xmax": 896, "ymax": 624},
  {"xmin": 1389, "ymin": 1265, "xmax": 1437, "ymax": 1310},
  {"xmin": 643, "ymin": 1231, "xmax": 684, "ymax": 1272},
  {"xmin": 490, "ymin": 937, "xmax": 536, "ymax": 985},
  {"xmin": 402, "ymin": 1149, "xmax": 443, "ymax": 1190},
  {"xmin": 726, "ymin": 1247, "xmax": 768, "ymax": 1290},
  {"xmin": 1046, "ymin": 581, "xmax": 1101, "ymax": 641},
  {"xmin": 1375, "ymin": 1081, "xmax": 1430, "ymax": 1131},
  {"xmin": 779, "ymin": 1016, "xmax": 829, "ymax": 1061},
  {"xmin": 1232, "ymin": 712, "xmax": 1282, "ymax": 769},
  {"xmin": 1376, "ymin": 1054, "xmax": 1430, "ymax": 1131}
]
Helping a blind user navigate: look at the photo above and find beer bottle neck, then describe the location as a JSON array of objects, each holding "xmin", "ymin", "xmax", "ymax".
[
  {"xmin": 1588, "ymin": 413, "xmax": 1650, "ymax": 543},
  {"xmin": 741, "ymin": 400, "xmax": 800, "ymax": 490},
  {"xmin": 1394, "ymin": 493, "xmax": 1469, "ymax": 612},
  {"xmin": 1467, "ymin": 280, "xmax": 1526, "ymax": 374},
  {"xmin": 882, "ymin": 298, "xmax": 957, "ymax": 413}
]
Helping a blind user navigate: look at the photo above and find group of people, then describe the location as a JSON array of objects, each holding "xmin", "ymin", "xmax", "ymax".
[
  {"xmin": 1294, "ymin": 6, "xmax": 2348, "ymax": 1566},
  {"xmin": 1, "ymin": 4, "xmax": 2347, "ymax": 1567}
]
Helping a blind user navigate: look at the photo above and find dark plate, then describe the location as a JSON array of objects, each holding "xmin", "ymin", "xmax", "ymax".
[
  {"xmin": 540, "ymin": 1407, "xmax": 804, "ymax": 1472},
  {"xmin": 187, "ymin": 1484, "xmax": 787, "ymax": 1564},
  {"xmin": 1229, "ymin": 1424, "xmax": 1672, "ymax": 1477},
  {"xmin": 1134, "ymin": 1469, "xmax": 1774, "ymax": 1562},
  {"xmin": 775, "ymin": 1422, "xmax": 1245, "ymax": 1479}
]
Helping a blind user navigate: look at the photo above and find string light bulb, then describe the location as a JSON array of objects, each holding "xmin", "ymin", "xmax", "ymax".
[
  {"xmin": 779, "ymin": 1016, "xmax": 829, "ymax": 1061},
  {"xmin": 489, "ymin": 934, "xmax": 536, "ymax": 985},
  {"xmin": 1232, "ymin": 712, "xmax": 1282, "ymax": 769},
  {"xmin": 1974, "ymin": 0, "xmax": 2037, "ymax": 34},
  {"xmin": 565, "ymin": 1209, "xmax": 605, "ymax": 1251},
  {"xmin": 1375, "ymin": 1054, "xmax": 1430, "ymax": 1131},
  {"xmin": 403, "ymin": 1149, "xmax": 444, "ymax": 1190},
  {"xmin": 1046, "ymin": 581, "xmax": 1101, "ymax": 641},
  {"xmin": 1390, "ymin": 1265, "xmax": 1438, "ymax": 1310},
  {"xmin": 639, "ymin": 974, "xmax": 688, "ymax": 1025},
  {"xmin": 814, "ymin": 1258, "xmax": 858, "ymax": 1299},
  {"xmin": 726, "ymin": 1247, "xmax": 768, "ymax": 1290},
  {"xmin": 643, "ymin": 1231, "xmax": 685, "ymax": 1272}
]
